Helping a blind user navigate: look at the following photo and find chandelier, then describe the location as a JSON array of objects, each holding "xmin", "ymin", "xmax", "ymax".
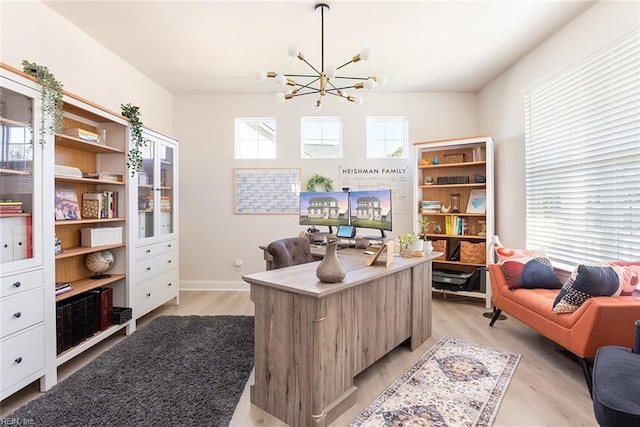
[{"xmin": 257, "ymin": 2, "xmax": 386, "ymax": 111}]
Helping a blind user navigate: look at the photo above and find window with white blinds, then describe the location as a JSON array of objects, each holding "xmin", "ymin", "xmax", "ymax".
[{"xmin": 523, "ymin": 26, "xmax": 640, "ymax": 266}]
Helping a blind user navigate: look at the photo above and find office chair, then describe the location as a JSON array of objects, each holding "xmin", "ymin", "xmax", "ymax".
[{"xmin": 267, "ymin": 237, "xmax": 315, "ymax": 269}]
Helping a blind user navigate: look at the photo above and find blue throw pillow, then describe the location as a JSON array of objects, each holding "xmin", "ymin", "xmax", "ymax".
[{"xmin": 552, "ymin": 265, "xmax": 622, "ymax": 313}]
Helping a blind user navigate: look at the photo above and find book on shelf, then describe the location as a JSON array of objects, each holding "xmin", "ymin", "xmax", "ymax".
[
  {"xmin": 55, "ymin": 184, "xmax": 81, "ymax": 220},
  {"xmin": 62, "ymin": 128, "xmax": 99, "ymax": 143},
  {"xmin": 55, "ymin": 282, "xmax": 73, "ymax": 295},
  {"xmin": 82, "ymin": 191, "xmax": 118, "ymax": 219},
  {"xmin": 445, "ymin": 215, "xmax": 469, "ymax": 236},
  {"xmin": 0, "ymin": 199, "xmax": 23, "ymax": 213}
]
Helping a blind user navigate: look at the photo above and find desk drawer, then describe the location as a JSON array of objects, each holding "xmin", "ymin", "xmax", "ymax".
[
  {"xmin": 1, "ymin": 324, "xmax": 45, "ymax": 393},
  {"xmin": 134, "ymin": 240, "xmax": 176, "ymax": 260},
  {"xmin": 135, "ymin": 270, "xmax": 178, "ymax": 318},
  {"xmin": 1, "ymin": 269, "xmax": 43, "ymax": 298},
  {"xmin": 1, "ymin": 288, "xmax": 44, "ymax": 338}
]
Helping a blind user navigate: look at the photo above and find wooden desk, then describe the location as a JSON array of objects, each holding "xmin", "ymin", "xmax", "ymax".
[{"xmin": 243, "ymin": 250, "xmax": 439, "ymax": 426}]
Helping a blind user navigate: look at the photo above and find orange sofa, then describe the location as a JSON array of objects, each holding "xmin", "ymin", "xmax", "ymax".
[{"xmin": 488, "ymin": 264, "xmax": 640, "ymax": 390}]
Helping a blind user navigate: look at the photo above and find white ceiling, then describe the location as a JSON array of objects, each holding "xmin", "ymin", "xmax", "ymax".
[{"xmin": 43, "ymin": 0, "xmax": 596, "ymax": 95}]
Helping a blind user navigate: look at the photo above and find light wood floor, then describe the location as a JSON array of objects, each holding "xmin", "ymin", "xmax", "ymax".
[{"xmin": 1, "ymin": 291, "xmax": 598, "ymax": 426}]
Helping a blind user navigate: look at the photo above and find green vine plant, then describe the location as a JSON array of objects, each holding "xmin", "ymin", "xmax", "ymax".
[
  {"xmin": 306, "ymin": 173, "xmax": 335, "ymax": 192},
  {"xmin": 121, "ymin": 103, "xmax": 145, "ymax": 176},
  {"xmin": 22, "ymin": 60, "xmax": 64, "ymax": 146}
]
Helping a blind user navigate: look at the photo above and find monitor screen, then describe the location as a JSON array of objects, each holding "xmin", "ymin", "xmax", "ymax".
[
  {"xmin": 299, "ymin": 191, "xmax": 350, "ymax": 228},
  {"xmin": 349, "ymin": 189, "xmax": 393, "ymax": 236}
]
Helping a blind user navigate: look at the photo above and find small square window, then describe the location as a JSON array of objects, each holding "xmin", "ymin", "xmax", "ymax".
[
  {"xmin": 366, "ymin": 117, "xmax": 408, "ymax": 158},
  {"xmin": 235, "ymin": 118, "xmax": 276, "ymax": 159},
  {"xmin": 301, "ymin": 117, "xmax": 342, "ymax": 158}
]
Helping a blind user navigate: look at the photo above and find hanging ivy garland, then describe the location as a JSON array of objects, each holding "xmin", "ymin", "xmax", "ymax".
[
  {"xmin": 121, "ymin": 103, "xmax": 145, "ymax": 176},
  {"xmin": 306, "ymin": 174, "xmax": 335, "ymax": 192},
  {"xmin": 22, "ymin": 60, "xmax": 64, "ymax": 146}
]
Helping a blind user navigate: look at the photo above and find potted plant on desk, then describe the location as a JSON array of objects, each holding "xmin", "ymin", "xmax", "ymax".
[{"xmin": 398, "ymin": 233, "xmax": 419, "ymax": 257}]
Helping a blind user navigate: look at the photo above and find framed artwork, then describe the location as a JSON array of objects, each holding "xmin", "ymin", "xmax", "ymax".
[
  {"xmin": 234, "ymin": 168, "xmax": 301, "ymax": 214},
  {"xmin": 466, "ymin": 189, "xmax": 486, "ymax": 214}
]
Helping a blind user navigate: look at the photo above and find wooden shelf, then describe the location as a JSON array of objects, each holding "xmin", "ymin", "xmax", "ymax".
[
  {"xmin": 419, "ymin": 161, "xmax": 486, "ymax": 169},
  {"xmin": 55, "ymin": 274, "xmax": 125, "ymax": 302},
  {"xmin": 0, "ymin": 168, "xmax": 31, "ymax": 176},
  {"xmin": 55, "ymin": 134, "xmax": 125, "ymax": 154},
  {"xmin": 420, "ymin": 212, "xmax": 486, "ymax": 217},
  {"xmin": 432, "ymin": 259, "xmax": 486, "ymax": 268},
  {"xmin": 55, "ymin": 243, "xmax": 125, "ymax": 260},
  {"xmin": 55, "ymin": 175, "xmax": 124, "ymax": 185},
  {"xmin": 425, "ymin": 233, "xmax": 486, "ymax": 239},
  {"xmin": 418, "ymin": 183, "xmax": 486, "ymax": 189},
  {"xmin": 56, "ymin": 322, "xmax": 129, "ymax": 366},
  {"xmin": 55, "ymin": 217, "xmax": 125, "ymax": 226},
  {"xmin": 0, "ymin": 116, "xmax": 29, "ymax": 127},
  {"xmin": 0, "ymin": 212, "xmax": 31, "ymax": 218}
]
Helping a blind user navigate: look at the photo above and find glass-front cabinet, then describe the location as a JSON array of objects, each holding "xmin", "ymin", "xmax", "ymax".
[
  {"xmin": 0, "ymin": 81, "xmax": 41, "ymax": 271},
  {"xmin": 137, "ymin": 131, "xmax": 176, "ymax": 241}
]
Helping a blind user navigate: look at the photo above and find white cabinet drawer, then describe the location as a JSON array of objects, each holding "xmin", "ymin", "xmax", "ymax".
[
  {"xmin": 0, "ymin": 269, "xmax": 43, "ymax": 298},
  {"xmin": 135, "ymin": 269, "xmax": 178, "ymax": 317},
  {"xmin": 135, "ymin": 251, "xmax": 176, "ymax": 282},
  {"xmin": 134, "ymin": 240, "xmax": 176, "ymax": 260},
  {"xmin": 1, "ymin": 324, "xmax": 45, "ymax": 393},
  {"xmin": 1, "ymin": 288, "xmax": 44, "ymax": 338}
]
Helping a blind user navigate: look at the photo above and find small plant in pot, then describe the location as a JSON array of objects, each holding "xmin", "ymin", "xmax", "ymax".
[
  {"xmin": 419, "ymin": 216, "xmax": 434, "ymax": 240},
  {"xmin": 398, "ymin": 233, "xmax": 419, "ymax": 257}
]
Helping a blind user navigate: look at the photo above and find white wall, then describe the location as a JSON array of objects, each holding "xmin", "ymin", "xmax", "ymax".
[
  {"xmin": 0, "ymin": 1, "xmax": 172, "ymax": 134},
  {"xmin": 173, "ymin": 92, "xmax": 478, "ymax": 289},
  {"xmin": 478, "ymin": 0, "xmax": 640, "ymax": 248}
]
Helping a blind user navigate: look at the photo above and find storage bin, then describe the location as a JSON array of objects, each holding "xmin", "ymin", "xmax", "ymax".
[
  {"xmin": 461, "ymin": 241, "xmax": 486, "ymax": 264},
  {"xmin": 113, "ymin": 307, "xmax": 132, "ymax": 324},
  {"xmin": 81, "ymin": 227, "xmax": 123, "ymax": 247},
  {"xmin": 431, "ymin": 240, "xmax": 447, "ymax": 260}
]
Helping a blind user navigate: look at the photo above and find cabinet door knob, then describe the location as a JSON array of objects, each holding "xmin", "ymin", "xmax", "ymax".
[
  {"xmin": 146, "ymin": 249, "xmax": 151, "ymax": 253},
  {"xmin": 167, "ymin": 282, "xmax": 172, "ymax": 287},
  {"xmin": 167, "ymin": 244, "xmax": 172, "ymax": 248},
  {"xmin": 146, "ymin": 267, "xmax": 151, "ymax": 271},
  {"xmin": 146, "ymin": 293, "xmax": 151, "ymax": 297},
  {"xmin": 13, "ymin": 312, "xmax": 22, "ymax": 318},
  {"xmin": 15, "ymin": 357, "xmax": 23, "ymax": 364},
  {"xmin": 167, "ymin": 260, "xmax": 172, "ymax": 264},
  {"xmin": 12, "ymin": 281, "xmax": 21, "ymax": 288}
]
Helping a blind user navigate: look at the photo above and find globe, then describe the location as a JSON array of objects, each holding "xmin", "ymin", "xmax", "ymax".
[{"xmin": 86, "ymin": 250, "xmax": 116, "ymax": 279}]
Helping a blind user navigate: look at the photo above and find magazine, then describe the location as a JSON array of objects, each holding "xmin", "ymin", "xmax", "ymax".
[{"xmin": 55, "ymin": 184, "xmax": 81, "ymax": 220}]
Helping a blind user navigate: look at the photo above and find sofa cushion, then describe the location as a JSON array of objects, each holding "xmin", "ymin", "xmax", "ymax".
[
  {"xmin": 552, "ymin": 262, "xmax": 640, "ymax": 313},
  {"xmin": 496, "ymin": 247, "xmax": 562, "ymax": 290}
]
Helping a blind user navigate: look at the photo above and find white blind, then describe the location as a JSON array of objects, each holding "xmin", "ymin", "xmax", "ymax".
[{"xmin": 523, "ymin": 26, "xmax": 640, "ymax": 266}]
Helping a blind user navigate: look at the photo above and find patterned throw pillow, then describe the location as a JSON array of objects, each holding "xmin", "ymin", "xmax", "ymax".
[
  {"xmin": 496, "ymin": 247, "xmax": 562, "ymax": 290},
  {"xmin": 552, "ymin": 262, "xmax": 640, "ymax": 313}
]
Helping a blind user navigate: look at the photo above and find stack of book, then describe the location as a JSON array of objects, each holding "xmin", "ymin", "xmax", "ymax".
[
  {"xmin": 55, "ymin": 287, "xmax": 114, "ymax": 355},
  {"xmin": 0, "ymin": 199, "xmax": 23, "ymax": 214},
  {"xmin": 160, "ymin": 195, "xmax": 171, "ymax": 212},
  {"xmin": 62, "ymin": 128, "xmax": 99, "ymax": 143},
  {"xmin": 421, "ymin": 200, "xmax": 441, "ymax": 214},
  {"xmin": 82, "ymin": 191, "xmax": 119, "ymax": 219},
  {"xmin": 55, "ymin": 281, "xmax": 73, "ymax": 295}
]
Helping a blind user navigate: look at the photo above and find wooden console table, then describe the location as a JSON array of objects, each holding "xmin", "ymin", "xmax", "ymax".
[{"xmin": 243, "ymin": 250, "xmax": 439, "ymax": 426}]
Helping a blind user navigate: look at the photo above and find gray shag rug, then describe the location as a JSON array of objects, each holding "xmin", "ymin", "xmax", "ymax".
[{"xmin": 8, "ymin": 315, "xmax": 254, "ymax": 427}]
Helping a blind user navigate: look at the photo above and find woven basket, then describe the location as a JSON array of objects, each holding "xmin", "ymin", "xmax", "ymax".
[
  {"xmin": 461, "ymin": 241, "xmax": 486, "ymax": 264},
  {"xmin": 431, "ymin": 240, "xmax": 447, "ymax": 260}
]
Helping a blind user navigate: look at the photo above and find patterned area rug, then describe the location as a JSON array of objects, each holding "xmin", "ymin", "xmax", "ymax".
[{"xmin": 349, "ymin": 336, "xmax": 521, "ymax": 426}]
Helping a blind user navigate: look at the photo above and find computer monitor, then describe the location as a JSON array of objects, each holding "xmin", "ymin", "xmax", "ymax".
[
  {"xmin": 349, "ymin": 189, "xmax": 393, "ymax": 238},
  {"xmin": 299, "ymin": 191, "xmax": 350, "ymax": 233}
]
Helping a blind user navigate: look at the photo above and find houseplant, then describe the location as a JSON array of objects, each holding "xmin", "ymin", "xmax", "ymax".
[
  {"xmin": 419, "ymin": 216, "xmax": 433, "ymax": 239},
  {"xmin": 22, "ymin": 60, "xmax": 64, "ymax": 146},
  {"xmin": 121, "ymin": 103, "xmax": 145, "ymax": 176},
  {"xmin": 398, "ymin": 233, "xmax": 419, "ymax": 257}
]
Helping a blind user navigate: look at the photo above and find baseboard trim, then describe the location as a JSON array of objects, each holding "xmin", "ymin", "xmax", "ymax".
[{"xmin": 179, "ymin": 280, "xmax": 249, "ymax": 291}]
